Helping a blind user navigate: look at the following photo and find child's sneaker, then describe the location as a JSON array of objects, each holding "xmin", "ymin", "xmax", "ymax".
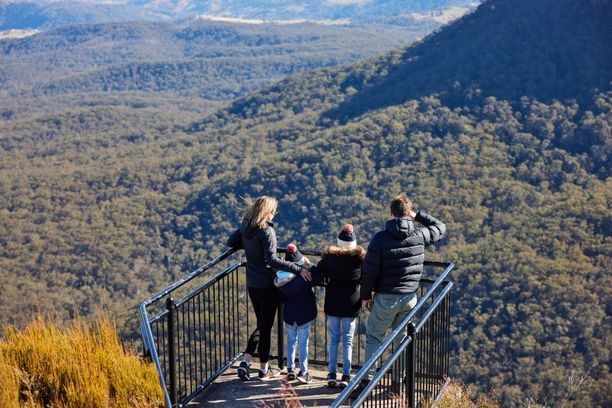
[
  {"xmin": 286, "ymin": 369, "xmax": 297, "ymax": 381},
  {"xmin": 237, "ymin": 361, "xmax": 250, "ymax": 380},
  {"xmin": 297, "ymin": 371, "xmax": 313, "ymax": 384},
  {"xmin": 327, "ymin": 373, "xmax": 337, "ymax": 388},
  {"xmin": 258, "ymin": 367, "xmax": 280, "ymax": 379},
  {"xmin": 338, "ymin": 374, "xmax": 351, "ymax": 388}
]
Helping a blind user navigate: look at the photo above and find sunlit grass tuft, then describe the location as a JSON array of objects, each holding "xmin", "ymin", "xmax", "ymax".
[
  {"xmin": 0, "ymin": 315, "xmax": 163, "ymax": 407},
  {"xmin": 435, "ymin": 381, "xmax": 499, "ymax": 407}
]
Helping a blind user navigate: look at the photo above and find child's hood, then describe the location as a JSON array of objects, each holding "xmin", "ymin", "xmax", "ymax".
[
  {"xmin": 275, "ymin": 267, "xmax": 321, "ymax": 297},
  {"xmin": 323, "ymin": 245, "xmax": 366, "ymax": 260}
]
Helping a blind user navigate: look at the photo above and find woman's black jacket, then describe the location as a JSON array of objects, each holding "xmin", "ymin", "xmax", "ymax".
[{"xmin": 228, "ymin": 220, "xmax": 302, "ymax": 288}]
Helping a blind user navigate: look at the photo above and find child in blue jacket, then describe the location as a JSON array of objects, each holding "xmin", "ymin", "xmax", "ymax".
[{"xmin": 275, "ymin": 244, "xmax": 321, "ymax": 384}]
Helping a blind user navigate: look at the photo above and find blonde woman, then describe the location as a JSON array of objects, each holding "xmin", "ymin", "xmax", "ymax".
[{"xmin": 227, "ymin": 196, "xmax": 312, "ymax": 380}]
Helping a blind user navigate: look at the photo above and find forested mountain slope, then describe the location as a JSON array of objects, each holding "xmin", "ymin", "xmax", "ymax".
[
  {"xmin": 0, "ymin": 0, "xmax": 609, "ymax": 406},
  {"xmin": 0, "ymin": 10, "xmax": 443, "ymax": 328},
  {"xmin": 322, "ymin": 0, "xmax": 611, "ymax": 119}
]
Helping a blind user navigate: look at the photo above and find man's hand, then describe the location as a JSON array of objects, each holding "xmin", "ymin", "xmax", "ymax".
[
  {"xmin": 300, "ymin": 268, "xmax": 312, "ymax": 282},
  {"xmin": 362, "ymin": 299, "xmax": 373, "ymax": 311},
  {"xmin": 303, "ymin": 256, "xmax": 311, "ymax": 266},
  {"xmin": 409, "ymin": 210, "xmax": 417, "ymax": 219}
]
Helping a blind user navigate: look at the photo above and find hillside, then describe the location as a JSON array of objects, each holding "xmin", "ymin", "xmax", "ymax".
[
  {"xmin": 0, "ymin": 13, "xmax": 446, "ymax": 329},
  {"xmin": 323, "ymin": 0, "xmax": 612, "ymax": 120},
  {"xmin": 0, "ymin": 0, "xmax": 610, "ymax": 406}
]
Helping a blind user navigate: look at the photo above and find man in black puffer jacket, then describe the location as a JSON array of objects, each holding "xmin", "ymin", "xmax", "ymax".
[{"xmin": 351, "ymin": 193, "xmax": 446, "ymax": 398}]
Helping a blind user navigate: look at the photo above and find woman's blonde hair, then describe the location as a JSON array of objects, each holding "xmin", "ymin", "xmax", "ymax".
[{"xmin": 243, "ymin": 196, "xmax": 278, "ymax": 230}]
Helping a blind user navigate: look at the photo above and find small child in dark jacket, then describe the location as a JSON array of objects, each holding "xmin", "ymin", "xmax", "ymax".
[
  {"xmin": 316, "ymin": 224, "xmax": 365, "ymax": 388},
  {"xmin": 274, "ymin": 244, "xmax": 321, "ymax": 384}
]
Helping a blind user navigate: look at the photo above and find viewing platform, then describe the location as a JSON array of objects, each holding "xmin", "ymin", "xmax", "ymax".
[{"xmin": 140, "ymin": 248, "xmax": 454, "ymax": 407}]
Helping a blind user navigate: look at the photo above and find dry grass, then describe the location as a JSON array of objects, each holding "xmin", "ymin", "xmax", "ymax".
[
  {"xmin": 256, "ymin": 380, "xmax": 303, "ymax": 407},
  {"xmin": 0, "ymin": 315, "xmax": 164, "ymax": 407},
  {"xmin": 434, "ymin": 381, "xmax": 499, "ymax": 408}
]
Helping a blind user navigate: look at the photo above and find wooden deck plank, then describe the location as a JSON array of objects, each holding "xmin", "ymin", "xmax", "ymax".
[{"xmin": 190, "ymin": 363, "xmax": 349, "ymax": 407}]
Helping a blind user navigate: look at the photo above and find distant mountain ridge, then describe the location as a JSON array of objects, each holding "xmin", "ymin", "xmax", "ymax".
[
  {"xmin": 129, "ymin": 0, "xmax": 478, "ymax": 21},
  {"xmin": 0, "ymin": 18, "xmax": 443, "ymax": 117},
  {"xmin": 0, "ymin": 0, "xmax": 477, "ymax": 30}
]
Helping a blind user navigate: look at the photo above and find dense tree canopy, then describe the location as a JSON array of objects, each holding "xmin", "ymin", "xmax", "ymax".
[{"xmin": 0, "ymin": 0, "xmax": 610, "ymax": 406}]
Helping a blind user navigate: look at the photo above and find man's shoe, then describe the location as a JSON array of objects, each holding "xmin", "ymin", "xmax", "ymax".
[
  {"xmin": 287, "ymin": 369, "xmax": 297, "ymax": 381},
  {"xmin": 338, "ymin": 374, "xmax": 351, "ymax": 388},
  {"xmin": 349, "ymin": 379, "xmax": 370, "ymax": 400},
  {"xmin": 297, "ymin": 371, "xmax": 313, "ymax": 384},
  {"xmin": 327, "ymin": 373, "xmax": 337, "ymax": 388},
  {"xmin": 237, "ymin": 361, "xmax": 250, "ymax": 380},
  {"xmin": 258, "ymin": 367, "xmax": 281, "ymax": 379}
]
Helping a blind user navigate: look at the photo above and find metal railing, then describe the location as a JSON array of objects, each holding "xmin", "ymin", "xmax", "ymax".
[
  {"xmin": 140, "ymin": 248, "xmax": 453, "ymax": 408},
  {"xmin": 139, "ymin": 248, "xmax": 241, "ymax": 407}
]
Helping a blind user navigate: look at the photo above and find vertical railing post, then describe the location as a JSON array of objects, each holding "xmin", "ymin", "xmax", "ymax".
[
  {"xmin": 444, "ymin": 291, "xmax": 451, "ymax": 376},
  {"xmin": 277, "ymin": 302, "xmax": 284, "ymax": 369},
  {"xmin": 406, "ymin": 322, "xmax": 417, "ymax": 408},
  {"xmin": 167, "ymin": 297, "xmax": 178, "ymax": 408}
]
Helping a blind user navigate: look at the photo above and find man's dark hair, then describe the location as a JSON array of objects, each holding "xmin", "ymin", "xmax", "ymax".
[{"xmin": 390, "ymin": 194, "xmax": 413, "ymax": 217}]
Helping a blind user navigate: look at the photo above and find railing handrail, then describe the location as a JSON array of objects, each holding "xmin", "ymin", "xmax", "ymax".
[
  {"xmin": 141, "ymin": 248, "xmax": 237, "ymax": 308},
  {"xmin": 143, "ymin": 244, "xmax": 449, "ymax": 309},
  {"xmin": 140, "ymin": 303, "xmax": 172, "ymax": 408},
  {"xmin": 142, "ymin": 246, "xmax": 313, "ymax": 314},
  {"xmin": 331, "ymin": 262, "xmax": 455, "ymax": 407},
  {"xmin": 174, "ymin": 262, "xmax": 244, "ymax": 308},
  {"xmin": 351, "ymin": 326, "xmax": 415, "ymax": 406}
]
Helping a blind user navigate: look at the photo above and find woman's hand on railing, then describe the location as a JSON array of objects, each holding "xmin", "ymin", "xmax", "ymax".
[{"xmin": 300, "ymin": 268, "xmax": 312, "ymax": 282}]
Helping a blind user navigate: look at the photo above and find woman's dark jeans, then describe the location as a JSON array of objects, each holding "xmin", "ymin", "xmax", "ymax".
[{"xmin": 245, "ymin": 286, "xmax": 280, "ymax": 363}]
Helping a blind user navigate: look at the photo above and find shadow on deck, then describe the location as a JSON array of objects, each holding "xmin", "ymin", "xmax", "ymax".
[{"xmin": 190, "ymin": 362, "xmax": 344, "ymax": 407}]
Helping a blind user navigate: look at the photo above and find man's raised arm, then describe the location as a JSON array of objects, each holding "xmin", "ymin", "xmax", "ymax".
[{"xmin": 414, "ymin": 211, "xmax": 446, "ymax": 246}]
